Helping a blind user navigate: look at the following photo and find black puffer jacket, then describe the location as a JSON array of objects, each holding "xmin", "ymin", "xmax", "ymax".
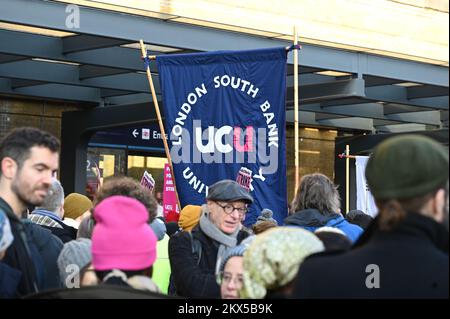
[{"xmin": 169, "ymin": 225, "xmax": 248, "ymax": 298}]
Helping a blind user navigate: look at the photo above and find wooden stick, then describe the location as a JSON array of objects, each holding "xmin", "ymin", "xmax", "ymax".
[
  {"xmin": 345, "ymin": 144, "xmax": 350, "ymax": 214},
  {"xmin": 293, "ymin": 26, "xmax": 300, "ymax": 197},
  {"xmin": 139, "ymin": 40, "xmax": 181, "ymax": 211}
]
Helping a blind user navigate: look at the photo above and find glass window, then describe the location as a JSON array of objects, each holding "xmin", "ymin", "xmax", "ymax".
[
  {"xmin": 86, "ymin": 147, "xmax": 126, "ymax": 200},
  {"xmin": 286, "ymin": 126, "xmax": 337, "ymax": 204},
  {"xmin": 127, "ymin": 155, "xmax": 168, "ymax": 196}
]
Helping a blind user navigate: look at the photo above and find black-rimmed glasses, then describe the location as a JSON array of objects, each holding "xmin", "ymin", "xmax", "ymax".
[{"xmin": 214, "ymin": 201, "xmax": 248, "ymax": 217}]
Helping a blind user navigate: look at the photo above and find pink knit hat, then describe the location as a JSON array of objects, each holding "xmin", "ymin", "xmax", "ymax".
[{"xmin": 92, "ymin": 195, "xmax": 157, "ymax": 271}]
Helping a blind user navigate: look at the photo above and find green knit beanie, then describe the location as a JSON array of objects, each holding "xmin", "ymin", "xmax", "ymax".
[{"xmin": 366, "ymin": 134, "xmax": 449, "ymax": 200}]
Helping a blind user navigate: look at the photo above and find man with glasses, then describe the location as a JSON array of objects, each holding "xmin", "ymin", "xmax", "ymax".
[{"xmin": 169, "ymin": 180, "xmax": 252, "ymax": 298}]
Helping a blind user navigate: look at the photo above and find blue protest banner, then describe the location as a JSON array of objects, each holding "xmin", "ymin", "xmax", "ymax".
[{"xmin": 156, "ymin": 47, "xmax": 287, "ymax": 225}]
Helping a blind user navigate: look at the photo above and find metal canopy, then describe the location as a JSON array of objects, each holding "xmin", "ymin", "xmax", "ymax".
[{"xmin": 0, "ymin": 0, "xmax": 448, "ymax": 133}]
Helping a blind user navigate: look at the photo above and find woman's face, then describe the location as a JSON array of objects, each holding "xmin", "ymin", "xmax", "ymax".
[{"xmin": 221, "ymin": 256, "xmax": 244, "ymax": 299}]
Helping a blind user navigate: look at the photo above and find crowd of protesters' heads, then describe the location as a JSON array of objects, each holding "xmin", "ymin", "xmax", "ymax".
[{"xmin": 0, "ymin": 127, "xmax": 448, "ymax": 299}]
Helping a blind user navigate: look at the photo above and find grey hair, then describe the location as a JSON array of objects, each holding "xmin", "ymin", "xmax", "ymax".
[
  {"xmin": 291, "ymin": 173, "xmax": 341, "ymax": 215},
  {"xmin": 37, "ymin": 179, "xmax": 65, "ymax": 213}
]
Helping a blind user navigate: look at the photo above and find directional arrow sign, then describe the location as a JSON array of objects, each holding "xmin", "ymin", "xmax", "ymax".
[{"xmin": 132, "ymin": 129, "xmax": 139, "ymax": 138}]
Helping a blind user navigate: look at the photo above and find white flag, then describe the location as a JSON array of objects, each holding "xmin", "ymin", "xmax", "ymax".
[{"xmin": 355, "ymin": 156, "xmax": 378, "ymax": 217}]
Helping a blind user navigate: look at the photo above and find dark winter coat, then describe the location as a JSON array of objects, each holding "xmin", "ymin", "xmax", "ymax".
[
  {"xmin": 168, "ymin": 225, "xmax": 249, "ymax": 298},
  {"xmin": 284, "ymin": 208, "xmax": 363, "ymax": 243},
  {"xmin": 292, "ymin": 213, "xmax": 449, "ymax": 299},
  {"xmin": 0, "ymin": 198, "xmax": 63, "ymax": 297},
  {"xmin": 0, "ymin": 262, "xmax": 21, "ymax": 298},
  {"xmin": 1, "ymin": 197, "xmax": 43, "ymax": 296},
  {"xmin": 24, "ymin": 221, "xmax": 64, "ymax": 290}
]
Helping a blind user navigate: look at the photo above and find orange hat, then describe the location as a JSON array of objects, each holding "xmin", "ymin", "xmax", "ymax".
[{"xmin": 178, "ymin": 205, "xmax": 201, "ymax": 231}]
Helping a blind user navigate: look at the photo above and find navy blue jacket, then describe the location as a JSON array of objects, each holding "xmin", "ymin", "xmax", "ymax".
[
  {"xmin": 0, "ymin": 262, "xmax": 21, "ymax": 298},
  {"xmin": 24, "ymin": 221, "xmax": 63, "ymax": 290},
  {"xmin": 0, "ymin": 198, "xmax": 63, "ymax": 297},
  {"xmin": 1, "ymin": 198, "xmax": 42, "ymax": 296}
]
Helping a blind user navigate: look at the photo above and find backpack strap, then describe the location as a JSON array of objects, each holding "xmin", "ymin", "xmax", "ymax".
[{"xmin": 188, "ymin": 231, "xmax": 202, "ymax": 266}]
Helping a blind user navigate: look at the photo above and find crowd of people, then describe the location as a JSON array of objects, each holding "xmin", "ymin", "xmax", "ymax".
[{"xmin": 0, "ymin": 127, "xmax": 448, "ymax": 299}]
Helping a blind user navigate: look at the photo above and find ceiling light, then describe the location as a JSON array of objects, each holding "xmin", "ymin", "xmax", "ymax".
[
  {"xmin": 394, "ymin": 82, "xmax": 424, "ymax": 87},
  {"xmin": 32, "ymin": 58, "xmax": 80, "ymax": 66},
  {"xmin": 0, "ymin": 22, "xmax": 75, "ymax": 37},
  {"xmin": 315, "ymin": 70, "xmax": 352, "ymax": 77}
]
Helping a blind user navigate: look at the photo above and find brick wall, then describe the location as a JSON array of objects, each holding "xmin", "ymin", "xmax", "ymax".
[{"xmin": 0, "ymin": 97, "xmax": 82, "ymax": 140}]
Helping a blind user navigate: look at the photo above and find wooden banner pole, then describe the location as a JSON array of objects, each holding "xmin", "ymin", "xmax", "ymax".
[
  {"xmin": 294, "ymin": 26, "xmax": 300, "ymax": 197},
  {"xmin": 345, "ymin": 144, "xmax": 350, "ymax": 214},
  {"xmin": 139, "ymin": 40, "xmax": 181, "ymax": 211}
]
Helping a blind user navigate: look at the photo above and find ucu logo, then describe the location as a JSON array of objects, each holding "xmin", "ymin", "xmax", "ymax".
[
  {"xmin": 195, "ymin": 125, "xmax": 254, "ymax": 153},
  {"xmin": 170, "ymin": 119, "xmax": 279, "ymax": 175}
]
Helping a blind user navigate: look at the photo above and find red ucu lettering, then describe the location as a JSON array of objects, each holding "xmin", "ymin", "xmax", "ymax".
[{"xmin": 233, "ymin": 126, "xmax": 254, "ymax": 152}]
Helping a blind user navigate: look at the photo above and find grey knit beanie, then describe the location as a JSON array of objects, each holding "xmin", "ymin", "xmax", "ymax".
[
  {"xmin": 219, "ymin": 235, "xmax": 256, "ymax": 274},
  {"xmin": 57, "ymin": 238, "xmax": 92, "ymax": 286}
]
